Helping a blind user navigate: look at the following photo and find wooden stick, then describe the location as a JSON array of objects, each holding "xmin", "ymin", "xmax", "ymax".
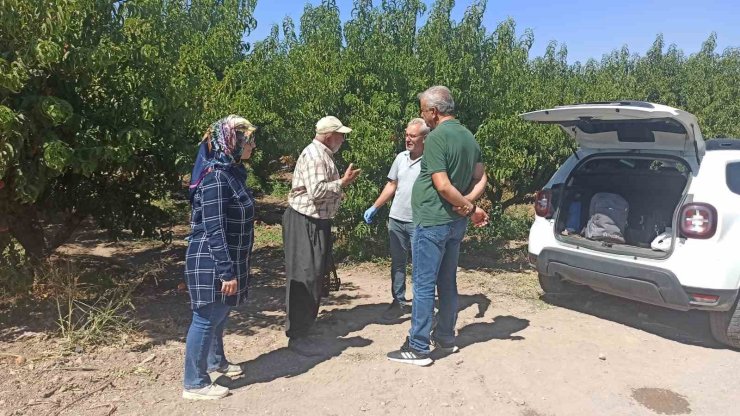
[
  {"xmin": 59, "ymin": 367, "xmax": 100, "ymax": 372},
  {"xmin": 86, "ymin": 403, "xmax": 118, "ymax": 415},
  {"xmin": 52, "ymin": 377, "xmax": 115, "ymax": 416}
]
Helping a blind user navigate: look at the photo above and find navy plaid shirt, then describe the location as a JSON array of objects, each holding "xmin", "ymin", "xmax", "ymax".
[{"xmin": 185, "ymin": 168, "xmax": 254, "ymax": 309}]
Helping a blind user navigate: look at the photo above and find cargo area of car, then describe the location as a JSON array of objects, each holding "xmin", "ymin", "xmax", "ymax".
[{"xmin": 553, "ymin": 155, "xmax": 691, "ymax": 258}]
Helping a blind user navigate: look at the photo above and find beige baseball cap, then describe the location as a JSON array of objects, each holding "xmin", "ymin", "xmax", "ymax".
[{"xmin": 316, "ymin": 116, "xmax": 352, "ymax": 134}]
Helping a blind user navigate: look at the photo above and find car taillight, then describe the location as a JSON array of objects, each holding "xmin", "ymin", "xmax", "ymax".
[
  {"xmin": 534, "ymin": 190, "xmax": 553, "ymax": 218},
  {"xmin": 688, "ymin": 293, "xmax": 720, "ymax": 305},
  {"xmin": 679, "ymin": 203, "xmax": 717, "ymax": 239}
]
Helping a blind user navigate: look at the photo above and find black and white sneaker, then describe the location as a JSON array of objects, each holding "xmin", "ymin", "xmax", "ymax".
[
  {"xmin": 431, "ymin": 335, "xmax": 459, "ymax": 353},
  {"xmin": 386, "ymin": 337, "xmax": 433, "ymax": 366}
]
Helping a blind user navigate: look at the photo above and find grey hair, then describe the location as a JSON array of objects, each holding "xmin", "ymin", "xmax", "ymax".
[
  {"xmin": 418, "ymin": 85, "xmax": 455, "ymax": 115},
  {"xmin": 407, "ymin": 118, "xmax": 430, "ymax": 136}
]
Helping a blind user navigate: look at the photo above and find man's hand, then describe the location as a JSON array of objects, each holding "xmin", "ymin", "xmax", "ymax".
[
  {"xmin": 221, "ymin": 279, "xmax": 238, "ymax": 296},
  {"xmin": 452, "ymin": 202, "xmax": 476, "ymax": 217},
  {"xmin": 340, "ymin": 163, "xmax": 362, "ymax": 187},
  {"xmin": 469, "ymin": 207, "xmax": 489, "ymax": 228},
  {"xmin": 363, "ymin": 206, "xmax": 378, "ymax": 224}
]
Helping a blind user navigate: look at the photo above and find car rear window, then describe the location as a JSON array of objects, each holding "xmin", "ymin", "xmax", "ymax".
[
  {"xmin": 571, "ymin": 118, "xmax": 686, "ymax": 143},
  {"xmin": 728, "ymin": 162, "xmax": 740, "ymax": 195}
]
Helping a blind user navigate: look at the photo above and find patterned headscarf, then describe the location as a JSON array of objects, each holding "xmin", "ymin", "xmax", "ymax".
[
  {"xmin": 206, "ymin": 115, "xmax": 256, "ymax": 167},
  {"xmin": 189, "ymin": 115, "xmax": 256, "ymax": 201}
]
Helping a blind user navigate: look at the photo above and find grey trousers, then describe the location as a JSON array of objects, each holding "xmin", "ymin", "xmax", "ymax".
[{"xmin": 388, "ymin": 218, "xmax": 414, "ymax": 304}]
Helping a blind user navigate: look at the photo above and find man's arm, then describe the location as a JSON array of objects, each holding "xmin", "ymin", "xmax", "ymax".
[
  {"xmin": 433, "ymin": 164, "xmax": 489, "ymax": 226},
  {"xmin": 463, "ymin": 162, "xmax": 487, "ymax": 202},
  {"xmin": 431, "ymin": 172, "xmax": 474, "ymax": 213},
  {"xmin": 371, "ymin": 180, "xmax": 398, "ymax": 208},
  {"xmin": 363, "ymin": 180, "xmax": 397, "ymax": 224}
]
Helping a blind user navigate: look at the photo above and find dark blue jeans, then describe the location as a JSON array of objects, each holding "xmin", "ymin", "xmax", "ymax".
[
  {"xmin": 388, "ymin": 218, "xmax": 415, "ymax": 305},
  {"xmin": 183, "ymin": 302, "xmax": 231, "ymax": 389},
  {"xmin": 408, "ymin": 218, "xmax": 468, "ymax": 353}
]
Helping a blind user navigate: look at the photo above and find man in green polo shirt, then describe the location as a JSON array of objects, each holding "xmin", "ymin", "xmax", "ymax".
[{"xmin": 387, "ymin": 85, "xmax": 488, "ymax": 366}]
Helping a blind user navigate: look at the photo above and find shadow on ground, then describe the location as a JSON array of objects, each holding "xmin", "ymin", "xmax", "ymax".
[
  {"xmin": 454, "ymin": 315, "xmax": 529, "ymax": 347},
  {"xmin": 542, "ymin": 288, "xmax": 724, "ymax": 349},
  {"xmin": 217, "ymin": 293, "xmax": 527, "ymax": 387},
  {"xmin": 133, "ymin": 242, "xmax": 363, "ymax": 347},
  {"xmin": 225, "ymin": 301, "xmax": 400, "ymax": 388}
]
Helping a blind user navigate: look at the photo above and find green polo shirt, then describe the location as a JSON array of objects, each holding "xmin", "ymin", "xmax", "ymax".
[{"xmin": 411, "ymin": 119, "xmax": 482, "ymax": 226}]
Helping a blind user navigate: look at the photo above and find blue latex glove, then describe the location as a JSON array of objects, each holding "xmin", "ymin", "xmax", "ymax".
[{"xmin": 363, "ymin": 206, "xmax": 378, "ymax": 224}]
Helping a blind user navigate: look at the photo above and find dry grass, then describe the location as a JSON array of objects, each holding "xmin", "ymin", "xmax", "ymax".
[
  {"xmin": 253, "ymin": 223, "xmax": 283, "ymax": 249},
  {"xmin": 36, "ymin": 260, "xmax": 166, "ymax": 350}
]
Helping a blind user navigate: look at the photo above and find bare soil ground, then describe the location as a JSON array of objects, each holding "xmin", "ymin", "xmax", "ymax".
[{"xmin": 1, "ymin": 199, "xmax": 739, "ymax": 416}]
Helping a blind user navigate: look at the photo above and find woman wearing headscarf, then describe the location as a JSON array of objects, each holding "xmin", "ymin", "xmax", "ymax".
[{"xmin": 182, "ymin": 115, "xmax": 257, "ymax": 400}]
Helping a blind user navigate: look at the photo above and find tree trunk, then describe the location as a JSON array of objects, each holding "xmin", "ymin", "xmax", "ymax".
[
  {"xmin": 8, "ymin": 205, "xmax": 46, "ymax": 262},
  {"xmin": 6, "ymin": 202, "xmax": 84, "ymax": 263},
  {"xmin": 45, "ymin": 212, "xmax": 85, "ymax": 254}
]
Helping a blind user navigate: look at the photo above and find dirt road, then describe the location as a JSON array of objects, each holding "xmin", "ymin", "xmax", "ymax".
[{"xmin": 1, "ymin": 225, "xmax": 739, "ymax": 416}]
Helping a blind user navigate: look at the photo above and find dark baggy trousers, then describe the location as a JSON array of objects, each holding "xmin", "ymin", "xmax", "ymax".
[{"xmin": 282, "ymin": 207, "xmax": 332, "ymax": 338}]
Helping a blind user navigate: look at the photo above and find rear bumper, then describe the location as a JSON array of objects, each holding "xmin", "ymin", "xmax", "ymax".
[{"xmin": 533, "ymin": 248, "xmax": 738, "ymax": 312}]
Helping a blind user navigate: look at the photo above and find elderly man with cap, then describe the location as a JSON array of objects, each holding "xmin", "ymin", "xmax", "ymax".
[{"xmin": 282, "ymin": 115, "xmax": 361, "ymax": 355}]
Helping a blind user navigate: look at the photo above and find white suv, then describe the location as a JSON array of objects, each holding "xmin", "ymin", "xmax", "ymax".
[{"xmin": 523, "ymin": 101, "xmax": 740, "ymax": 349}]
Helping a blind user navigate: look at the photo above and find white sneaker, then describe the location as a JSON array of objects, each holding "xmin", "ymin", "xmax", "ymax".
[
  {"xmin": 213, "ymin": 364, "xmax": 243, "ymax": 377},
  {"xmin": 182, "ymin": 384, "xmax": 229, "ymax": 400}
]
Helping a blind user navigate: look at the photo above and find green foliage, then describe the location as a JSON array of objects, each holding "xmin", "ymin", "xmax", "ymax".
[
  {"xmin": 39, "ymin": 96, "xmax": 73, "ymax": 126},
  {"xmin": 468, "ymin": 206, "xmax": 532, "ymax": 242},
  {"xmin": 42, "ymin": 139, "xmax": 74, "ymax": 172},
  {"xmin": 268, "ymin": 179, "xmax": 290, "ymax": 198},
  {"xmin": 0, "ymin": 237, "xmax": 31, "ymax": 297},
  {"xmin": 236, "ymin": 1, "xmax": 737, "ymax": 259},
  {"xmin": 0, "ymin": 0, "xmax": 257, "ymax": 259},
  {"xmin": 253, "ymin": 223, "xmax": 283, "ymax": 249},
  {"xmin": 1, "ymin": 0, "xmax": 739, "ymax": 266}
]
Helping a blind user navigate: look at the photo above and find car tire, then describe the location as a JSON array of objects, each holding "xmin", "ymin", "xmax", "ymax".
[
  {"xmin": 709, "ymin": 297, "xmax": 740, "ymax": 349},
  {"xmin": 538, "ymin": 273, "xmax": 582, "ymax": 294}
]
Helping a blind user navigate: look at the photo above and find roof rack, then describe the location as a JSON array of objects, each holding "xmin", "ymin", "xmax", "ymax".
[{"xmin": 706, "ymin": 139, "xmax": 740, "ymax": 151}]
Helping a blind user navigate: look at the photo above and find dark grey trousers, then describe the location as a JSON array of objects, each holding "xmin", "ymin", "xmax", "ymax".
[{"xmin": 282, "ymin": 207, "xmax": 331, "ymax": 338}]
